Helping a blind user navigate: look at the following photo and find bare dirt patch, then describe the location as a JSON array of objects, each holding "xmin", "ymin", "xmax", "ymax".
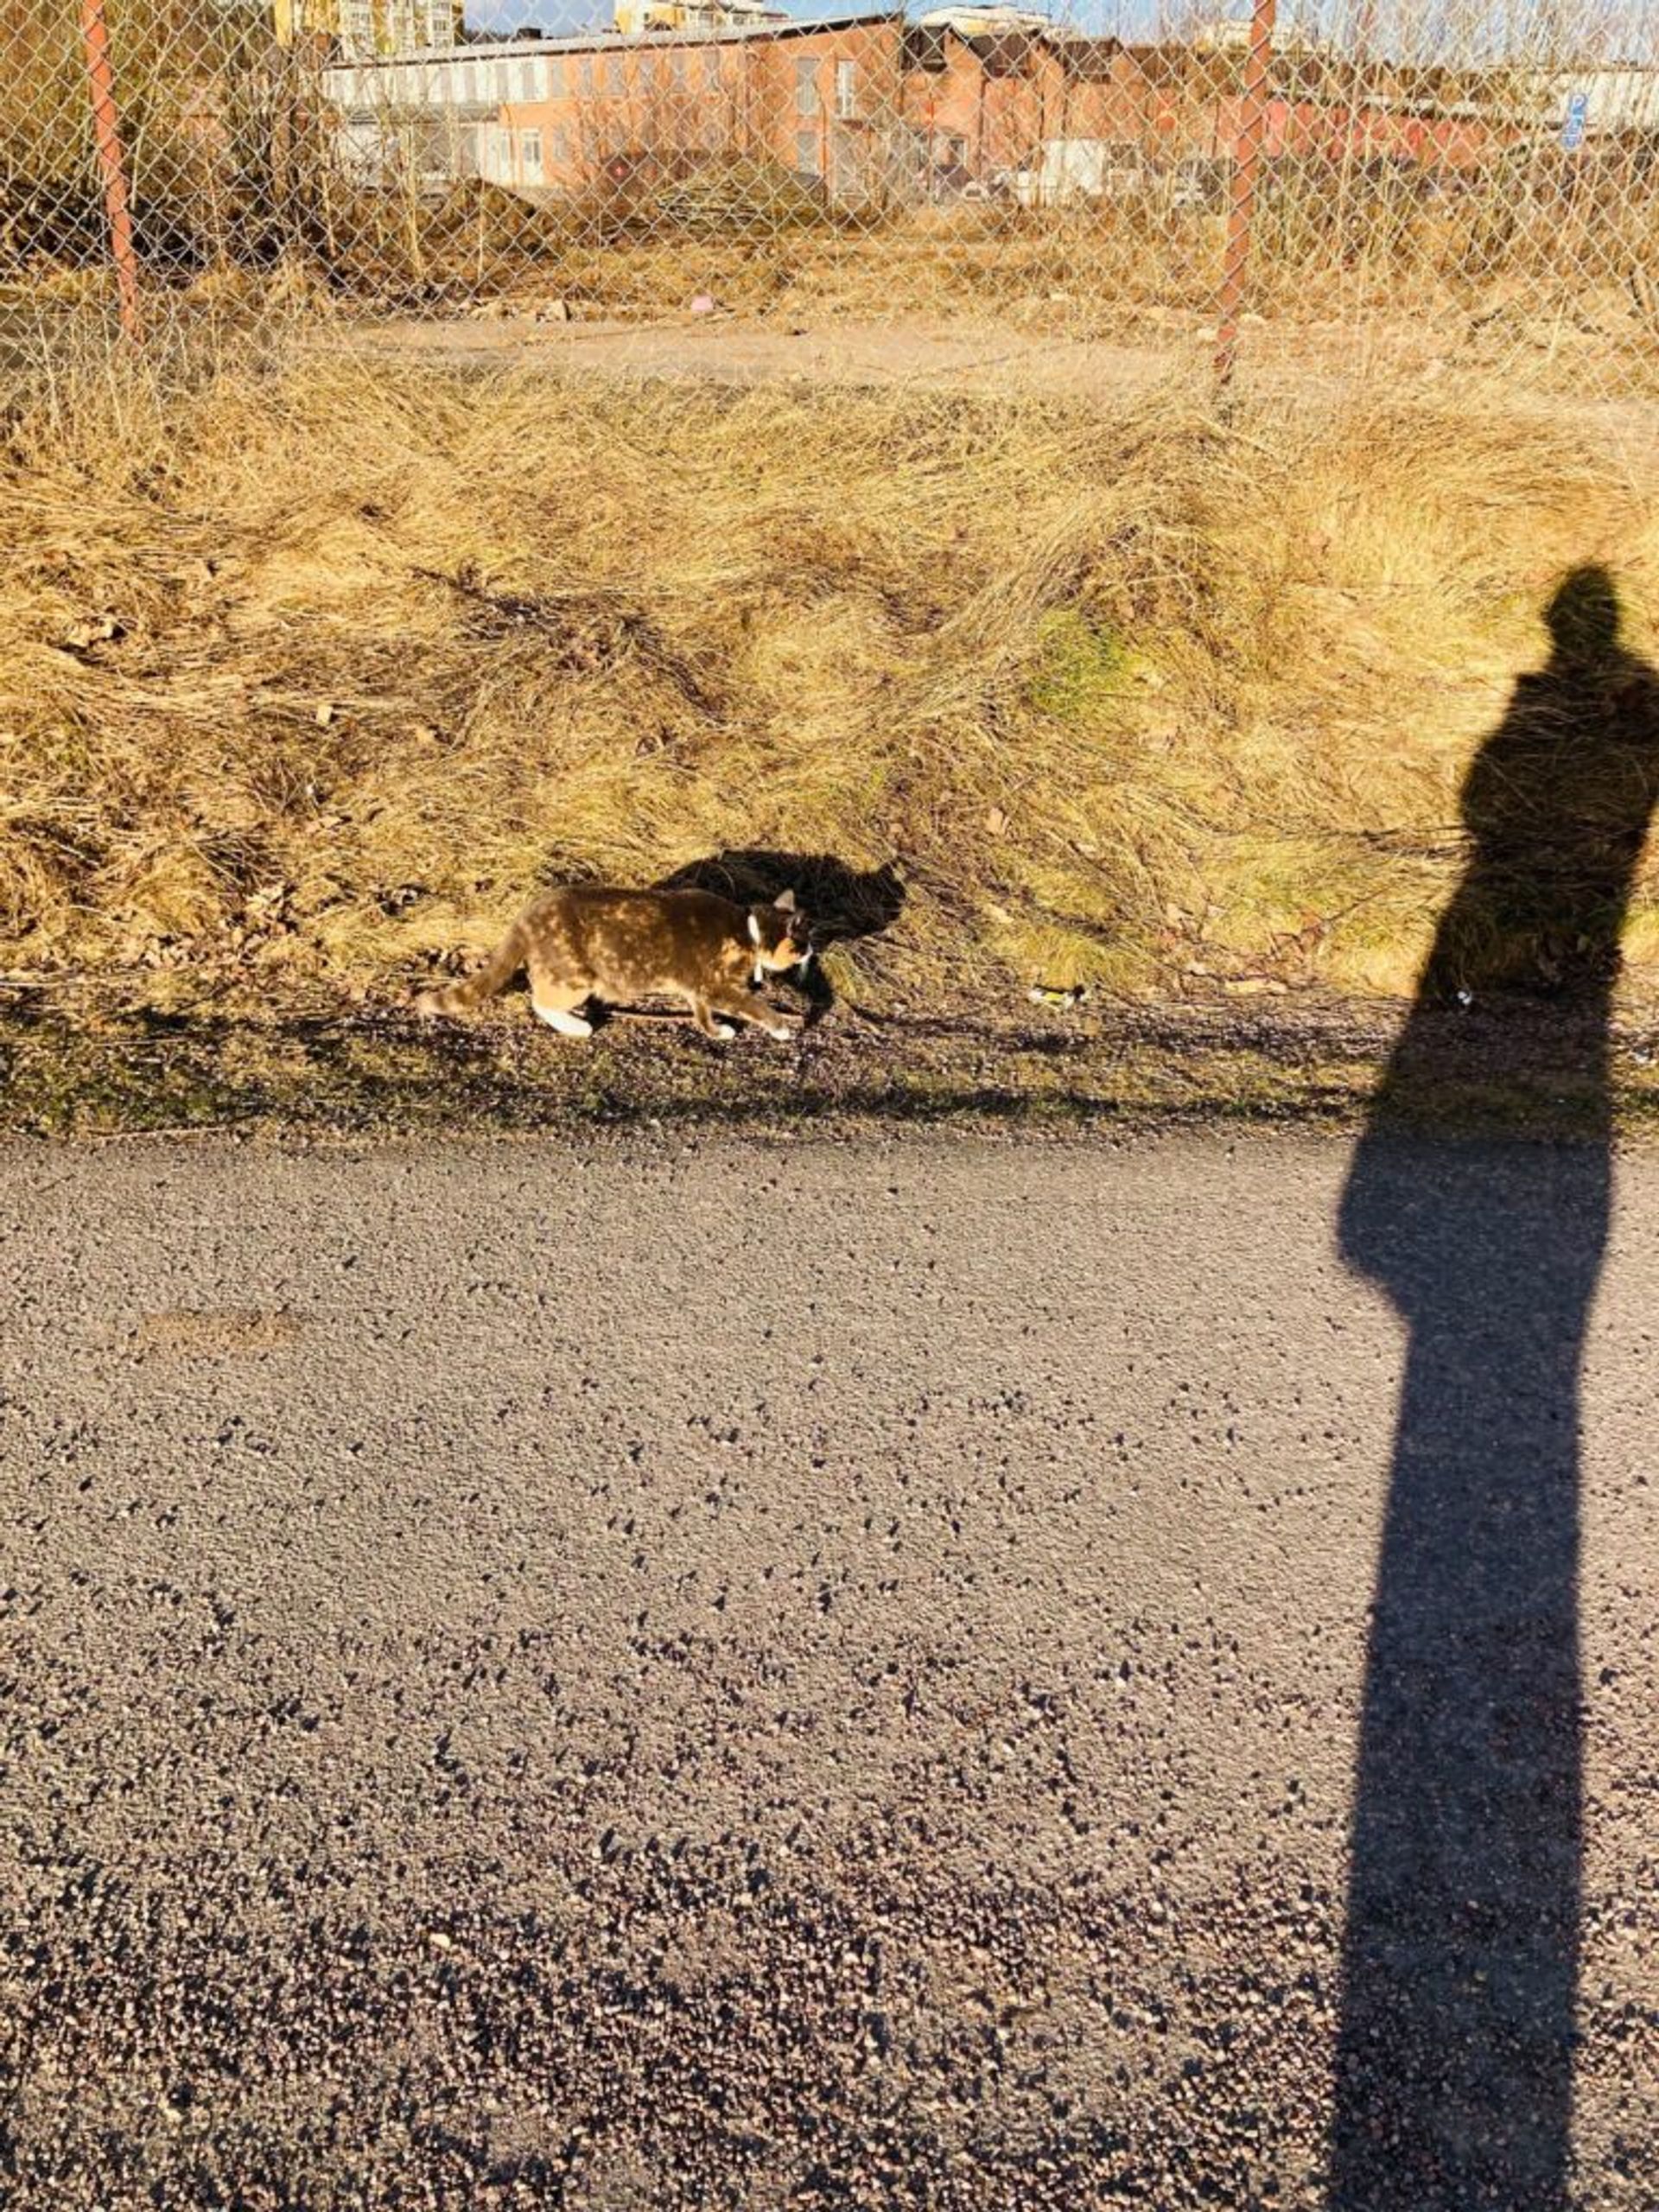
[{"xmin": 128, "ymin": 1308, "xmax": 305, "ymax": 1359}]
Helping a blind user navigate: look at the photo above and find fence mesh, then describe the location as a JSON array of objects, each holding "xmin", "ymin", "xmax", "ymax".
[{"xmin": 3, "ymin": 0, "xmax": 1657, "ymax": 404}]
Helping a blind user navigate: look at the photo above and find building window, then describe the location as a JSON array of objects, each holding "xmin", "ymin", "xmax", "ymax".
[
  {"xmin": 835, "ymin": 58, "xmax": 856, "ymax": 120},
  {"xmin": 701, "ymin": 48, "xmax": 721, "ymax": 87},
  {"xmin": 514, "ymin": 59, "xmax": 543, "ymax": 102},
  {"xmin": 607, "ymin": 54, "xmax": 626, "ymax": 97},
  {"xmin": 518, "ymin": 127, "xmax": 543, "ymax": 183},
  {"xmin": 492, "ymin": 60, "xmax": 510, "ymax": 103},
  {"xmin": 546, "ymin": 55, "xmax": 564, "ymax": 98},
  {"xmin": 580, "ymin": 55, "xmax": 595, "ymax": 96},
  {"xmin": 338, "ymin": 0, "xmax": 373, "ymax": 55},
  {"xmin": 795, "ymin": 55, "xmax": 818, "ymax": 117},
  {"xmin": 671, "ymin": 49, "xmax": 688, "ymax": 89},
  {"xmin": 550, "ymin": 123, "xmax": 569, "ymax": 167},
  {"xmin": 796, "ymin": 126, "xmax": 819, "ymax": 174}
]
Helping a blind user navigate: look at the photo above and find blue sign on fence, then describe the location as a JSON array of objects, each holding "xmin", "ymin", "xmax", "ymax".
[{"xmin": 1561, "ymin": 92, "xmax": 1590, "ymax": 151}]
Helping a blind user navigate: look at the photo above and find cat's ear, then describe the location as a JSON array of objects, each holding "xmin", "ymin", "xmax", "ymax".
[
  {"xmin": 747, "ymin": 911, "xmax": 763, "ymax": 945},
  {"xmin": 773, "ymin": 888, "xmax": 797, "ymax": 913}
]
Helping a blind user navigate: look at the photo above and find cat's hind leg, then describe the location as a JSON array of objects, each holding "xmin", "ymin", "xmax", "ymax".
[{"xmin": 529, "ymin": 963, "xmax": 595, "ymax": 1039}]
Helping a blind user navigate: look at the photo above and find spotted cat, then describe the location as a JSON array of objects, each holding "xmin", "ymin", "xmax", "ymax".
[{"xmin": 416, "ymin": 886, "xmax": 812, "ymax": 1041}]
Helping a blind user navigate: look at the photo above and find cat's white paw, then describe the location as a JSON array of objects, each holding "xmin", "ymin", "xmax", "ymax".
[
  {"xmin": 713, "ymin": 1022, "xmax": 736, "ymax": 1040},
  {"xmin": 766, "ymin": 1023, "xmax": 796, "ymax": 1042}
]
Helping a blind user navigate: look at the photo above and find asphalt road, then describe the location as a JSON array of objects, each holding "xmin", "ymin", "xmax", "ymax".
[{"xmin": 2, "ymin": 1132, "xmax": 1655, "ymax": 2209}]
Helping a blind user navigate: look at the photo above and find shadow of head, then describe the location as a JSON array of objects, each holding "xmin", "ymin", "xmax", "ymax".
[
  {"xmin": 657, "ymin": 850, "xmax": 905, "ymax": 946},
  {"xmin": 1543, "ymin": 561, "xmax": 1620, "ymax": 667}
]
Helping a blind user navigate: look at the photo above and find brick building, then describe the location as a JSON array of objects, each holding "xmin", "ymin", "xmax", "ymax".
[
  {"xmin": 323, "ymin": 12, "xmax": 905, "ymax": 197},
  {"xmin": 319, "ymin": 6, "xmax": 1643, "ymax": 205},
  {"xmin": 897, "ymin": 22, "xmax": 1516, "ymax": 188},
  {"xmin": 899, "ymin": 18, "xmax": 1133, "ymax": 182}
]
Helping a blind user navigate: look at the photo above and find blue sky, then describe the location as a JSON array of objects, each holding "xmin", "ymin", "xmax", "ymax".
[{"xmin": 462, "ymin": 0, "xmax": 1656, "ymax": 63}]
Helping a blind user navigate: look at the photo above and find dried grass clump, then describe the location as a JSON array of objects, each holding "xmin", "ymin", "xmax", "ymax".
[{"xmin": 2, "ymin": 346, "xmax": 1656, "ymax": 1022}]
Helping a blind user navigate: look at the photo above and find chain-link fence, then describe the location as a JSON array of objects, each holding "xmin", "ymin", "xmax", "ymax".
[{"xmin": 3, "ymin": 0, "xmax": 1657, "ymax": 404}]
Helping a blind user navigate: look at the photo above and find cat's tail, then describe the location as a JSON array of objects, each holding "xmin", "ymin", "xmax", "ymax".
[{"xmin": 416, "ymin": 923, "xmax": 525, "ymax": 1018}]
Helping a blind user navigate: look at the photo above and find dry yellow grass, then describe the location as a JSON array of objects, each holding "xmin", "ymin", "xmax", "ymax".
[{"xmin": 3, "ymin": 342, "xmax": 1658, "ymax": 1029}]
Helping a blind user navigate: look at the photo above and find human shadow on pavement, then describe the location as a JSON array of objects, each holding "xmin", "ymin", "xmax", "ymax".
[
  {"xmin": 655, "ymin": 849, "xmax": 906, "ymax": 1023},
  {"xmin": 1331, "ymin": 569, "xmax": 1659, "ymax": 2208}
]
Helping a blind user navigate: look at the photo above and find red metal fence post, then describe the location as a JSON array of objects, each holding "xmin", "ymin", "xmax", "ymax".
[
  {"xmin": 80, "ymin": 0, "xmax": 143, "ymax": 341},
  {"xmin": 1213, "ymin": 0, "xmax": 1277, "ymax": 391}
]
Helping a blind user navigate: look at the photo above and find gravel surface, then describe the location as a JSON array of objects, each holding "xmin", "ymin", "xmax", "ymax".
[{"xmin": 2, "ymin": 1131, "xmax": 1655, "ymax": 2208}]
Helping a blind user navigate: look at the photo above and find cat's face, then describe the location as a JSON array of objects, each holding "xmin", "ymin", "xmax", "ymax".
[{"xmin": 747, "ymin": 890, "xmax": 815, "ymax": 974}]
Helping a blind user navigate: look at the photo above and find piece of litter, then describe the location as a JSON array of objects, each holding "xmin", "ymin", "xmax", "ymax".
[
  {"xmin": 690, "ymin": 293, "xmax": 717, "ymax": 315},
  {"xmin": 1028, "ymin": 984, "xmax": 1087, "ymax": 1009}
]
